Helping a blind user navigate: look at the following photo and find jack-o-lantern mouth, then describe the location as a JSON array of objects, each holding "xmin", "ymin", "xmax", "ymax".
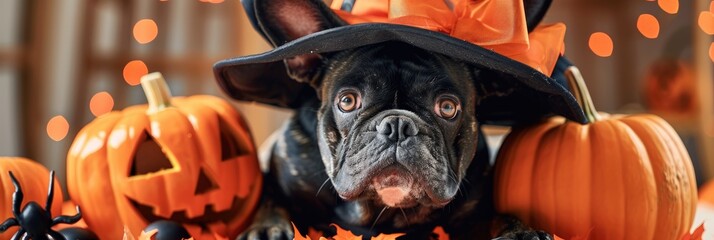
[{"xmin": 129, "ymin": 196, "xmax": 247, "ymax": 231}]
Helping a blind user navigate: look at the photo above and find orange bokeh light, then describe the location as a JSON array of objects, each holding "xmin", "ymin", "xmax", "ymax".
[
  {"xmin": 47, "ymin": 115, "xmax": 69, "ymax": 141},
  {"xmin": 90, "ymin": 91, "xmax": 114, "ymax": 117},
  {"xmin": 709, "ymin": 42, "xmax": 714, "ymax": 63},
  {"xmin": 637, "ymin": 14, "xmax": 660, "ymax": 39},
  {"xmin": 699, "ymin": 11, "xmax": 714, "ymax": 35},
  {"xmin": 123, "ymin": 60, "xmax": 148, "ymax": 86},
  {"xmin": 588, "ymin": 32, "xmax": 613, "ymax": 57},
  {"xmin": 658, "ymin": 0, "xmax": 679, "ymax": 14},
  {"xmin": 133, "ymin": 19, "xmax": 158, "ymax": 44}
]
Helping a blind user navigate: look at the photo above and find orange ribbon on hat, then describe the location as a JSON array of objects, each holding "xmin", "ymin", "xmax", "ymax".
[{"xmin": 330, "ymin": 0, "xmax": 566, "ymax": 76}]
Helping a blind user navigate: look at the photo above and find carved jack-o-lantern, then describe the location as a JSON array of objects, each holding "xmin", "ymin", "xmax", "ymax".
[{"xmin": 69, "ymin": 73, "xmax": 261, "ymax": 239}]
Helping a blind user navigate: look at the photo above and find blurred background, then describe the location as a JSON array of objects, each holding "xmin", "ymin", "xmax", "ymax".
[{"xmin": 0, "ymin": 0, "xmax": 712, "ymax": 192}]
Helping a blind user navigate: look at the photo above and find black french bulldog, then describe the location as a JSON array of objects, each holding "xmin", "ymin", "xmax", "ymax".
[{"xmin": 235, "ymin": 0, "xmax": 557, "ymax": 239}]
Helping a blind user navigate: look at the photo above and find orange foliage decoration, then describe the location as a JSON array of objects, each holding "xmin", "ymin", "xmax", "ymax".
[
  {"xmin": 680, "ymin": 223, "xmax": 704, "ymax": 240},
  {"xmin": 291, "ymin": 223, "xmax": 451, "ymax": 240},
  {"xmin": 431, "ymin": 226, "xmax": 449, "ymax": 240},
  {"xmin": 292, "ymin": 223, "xmax": 408, "ymax": 240},
  {"xmin": 494, "ymin": 67, "xmax": 697, "ymax": 239}
]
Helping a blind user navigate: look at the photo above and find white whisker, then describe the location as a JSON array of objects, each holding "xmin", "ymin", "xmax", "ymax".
[
  {"xmin": 316, "ymin": 178, "xmax": 331, "ymax": 197},
  {"xmin": 400, "ymin": 208, "xmax": 410, "ymax": 226},
  {"xmin": 371, "ymin": 206, "xmax": 389, "ymax": 231}
]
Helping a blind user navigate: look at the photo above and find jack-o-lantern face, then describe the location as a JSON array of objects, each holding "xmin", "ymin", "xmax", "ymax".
[{"xmin": 106, "ymin": 74, "xmax": 262, "ymax": 239}]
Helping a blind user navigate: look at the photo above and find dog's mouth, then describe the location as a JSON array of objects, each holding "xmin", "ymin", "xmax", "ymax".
[
  {"xmin": 369, "ymin": 166, "xmax": 422, "ymax": 208},
  {"xmin": 335, "ymin": 162, "xmax": 457, "ymax": 209}
]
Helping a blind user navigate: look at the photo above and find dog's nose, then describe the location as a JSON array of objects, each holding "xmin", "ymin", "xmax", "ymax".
[{"xmin": 376, "ymin": 115, "xmax": 418, "ymax": 141}]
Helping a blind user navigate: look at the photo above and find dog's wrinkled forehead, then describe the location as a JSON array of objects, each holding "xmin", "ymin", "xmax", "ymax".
[{"xmin": 322, "ymin": 42, "xmax": 474, "ymax": 104}]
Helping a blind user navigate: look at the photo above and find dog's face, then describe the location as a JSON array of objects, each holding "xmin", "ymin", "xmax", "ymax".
[
  {"xmin": 315, "ymin": 42, "xmax": 479, "ymax": 210},
  {"xmin": 252, "ymin": 0, "xmax": 482, "ymax": 220}
]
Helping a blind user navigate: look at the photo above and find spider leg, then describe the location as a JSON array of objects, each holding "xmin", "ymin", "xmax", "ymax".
[
  {"xmin": 45, "ymin": 170, "xmax": 55, "ymax": 212},
  {"xmin": 51, "ymin": 205, "xmax": 81, "ymax": 225},
  {"xmin": 48, "ymin": 230, "xmax": 65, "ymax": 240},
  {"xmin": 0, "ymin": 218, "xmax": 18, "ymax": 232},
  {"xmin": 11, "ymin": 228, "xmax": 25, "ymax": 240},
  {"xmin": 8, "ymin": 171, "xmax": 23, "ymax": 217}
]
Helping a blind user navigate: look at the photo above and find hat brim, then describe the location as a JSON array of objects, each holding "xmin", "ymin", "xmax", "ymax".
[{"xmin": 213, "ymin": 23, "xmax": 586, "ymax": 125}]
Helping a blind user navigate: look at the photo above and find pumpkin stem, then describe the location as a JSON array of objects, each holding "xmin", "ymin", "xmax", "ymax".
[
  {"xmin": 565, "ymin": 66, "xmax": 601, "ymax": 123},
  {"xmin": 141, "ymin": 72, "xmax": 173, "ymax": 113}
]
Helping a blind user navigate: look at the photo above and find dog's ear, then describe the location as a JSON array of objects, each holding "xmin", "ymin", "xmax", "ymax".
[
  {"xmin": 254, "ymin": 0, "xmax": 345, "ymax": 46},
  {"xmin": 253, "ymin": 0, "xmax": 346, "ymax": 88},
  {"xmin": 523, "ymin": 0, "xmax": 552, "ymax": 32}
]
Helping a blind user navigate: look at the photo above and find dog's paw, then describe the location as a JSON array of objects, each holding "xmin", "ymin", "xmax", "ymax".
[
  {"xmin": 236, "ymin": 219, "xmax": 293, "ymax": 240},
  {"xmin": 492, "ymin": 230, "xmax": 553, "ymax": 240}
]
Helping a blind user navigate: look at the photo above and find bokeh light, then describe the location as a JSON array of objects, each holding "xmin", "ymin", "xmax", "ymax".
[
  {"xmin": 658, "ymin": 0, "xmax": 679, "ymax": 14},
  {"xmin": 123, "ymin": 60, "xmax": 149, "ymax": 86},
  {"xmin": 89, "ymin": 92, "xmax": 115, "ymax": 117},
  {"xmin": 637, "ymin": 14, "xmax": 660, "ymax": 39},
  {"xmin": 699, "ymin": 11, "xmax": 714, "ymax": 35},
  {"xmin": 133, "ymin": 19, "xmax": 158, "ymax": 44},
  {"xmin": 709, "ymin": 42, "xmax": 714, "ymax": 63},
  {"xmin": 588, "ymin": 32, "xmax": 614, "ymax": 57},
  {"xmin": 47, "ymin": 115, "xmax": 69, "ymax": 141}
]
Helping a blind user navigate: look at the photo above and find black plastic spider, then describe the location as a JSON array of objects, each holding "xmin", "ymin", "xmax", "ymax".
[{"xmin": 0, "ymin": 171, "xmax": 82, "ymax": 240}]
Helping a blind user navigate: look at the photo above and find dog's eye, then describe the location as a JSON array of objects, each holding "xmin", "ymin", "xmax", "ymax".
[
  {"xmin": 337, "ymin": 91, "xmax": 361, "ymax": 113},
  {"xmin": 434, "ymin": 96, "xmax": 461, "ymax": 119}
]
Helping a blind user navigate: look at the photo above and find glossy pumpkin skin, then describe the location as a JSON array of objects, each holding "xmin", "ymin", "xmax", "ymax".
[
  {"xmin": 0, "ymin": 157, "xmax": 64, "ymax": 240},
  {"xmin": 494, "ymin": 114, "xmax": 697, "ymax": 239},
  {"xmin": 67, "ymin": 111, "xmax": 131, "ymax": 239},
  {"xmin": 67, "ymin": 75, "xmax": 262, "ymax": 239}
]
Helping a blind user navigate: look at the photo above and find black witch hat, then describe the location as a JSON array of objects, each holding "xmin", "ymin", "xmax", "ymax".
[{"xmin": 213, "ymin": 0, "xmax": 587, "ymax": 125}]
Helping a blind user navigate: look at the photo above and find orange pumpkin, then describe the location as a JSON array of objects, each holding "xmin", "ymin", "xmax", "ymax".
[
  {"xmin": 494, "ymin": 67, "xmax": 697, "ymax": 239},
  {"xmin": 67, "ymin": 73, "xmax": 262, "ymax": 239},
  {"xmin": 66, "ymin": 111, "xmax": 126, "ymax": 239},
  {"xmin": 0, "ymin": 157, "xmax": 64, "ymax": 239}
]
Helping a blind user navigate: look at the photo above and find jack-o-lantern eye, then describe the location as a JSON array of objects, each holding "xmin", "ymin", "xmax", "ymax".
[
  {"xmin": 219, "ymin": 119, "xmax": 248, "ymax": 161},
  {"xmin": 130, "ymin": 133, "xmax": 175, "ymax": 176}
]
